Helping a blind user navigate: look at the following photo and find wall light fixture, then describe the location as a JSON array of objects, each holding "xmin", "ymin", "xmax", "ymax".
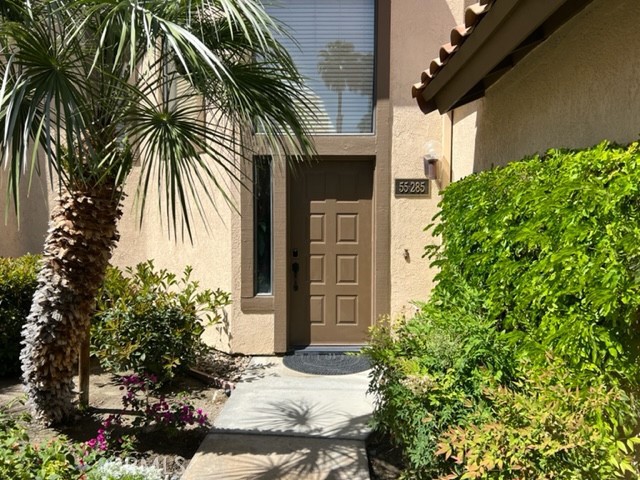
[{"xmin": 423, "ymin": 139, "xmax": 442, "ymax": 181}]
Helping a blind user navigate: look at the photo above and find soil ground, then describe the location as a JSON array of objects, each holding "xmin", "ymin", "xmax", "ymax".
[
  {"xmin": 367, "ymin": 430, "xmax": 404, "ymax": 480},
  {"xmin": 0, "ymin": 350, "xmax": 249, "ymax": 477}
]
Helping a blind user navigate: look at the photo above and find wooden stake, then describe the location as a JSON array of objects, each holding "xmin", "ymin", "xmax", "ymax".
[{"xmin": 79, "ymin": 330, "xmax": 90, "ymax": 408}]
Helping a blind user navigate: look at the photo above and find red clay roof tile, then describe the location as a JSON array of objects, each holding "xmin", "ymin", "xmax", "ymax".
[{"xmin": 412, "ymin": 0, "xmax": 495, "ymax": 100}]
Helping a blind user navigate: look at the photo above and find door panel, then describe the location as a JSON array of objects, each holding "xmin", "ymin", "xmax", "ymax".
[{"xmin": 290, "ymin": 160, "xmax": 373, "ymax": 346}]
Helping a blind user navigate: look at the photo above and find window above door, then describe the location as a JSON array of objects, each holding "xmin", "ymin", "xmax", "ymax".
[{"xmin": 265, "ymin": 0, "xmax": 375, "ymax": 135}]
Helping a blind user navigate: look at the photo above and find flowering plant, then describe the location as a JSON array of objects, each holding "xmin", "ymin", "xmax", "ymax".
[
  {"xmin": 85, "ymin": 374, "xmax": 209, "ymax": 455},
  {"xmin": 119, "ymin": 374, "xmax": 209, "ymax": 429}
]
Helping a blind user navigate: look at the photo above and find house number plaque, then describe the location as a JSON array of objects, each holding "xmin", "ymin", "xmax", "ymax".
[{"xmin": 394, "ymin": 178, "xmax": 429, "ymax": 197}]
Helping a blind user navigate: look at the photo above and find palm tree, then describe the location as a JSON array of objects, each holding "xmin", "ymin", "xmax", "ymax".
[
  {"xmin": 317, "ymin": 40, "xmax": 373, "ymax": 133},
  {"xmin": 0, "ymin": 0, "xmax": 315, "ymax": 424}
]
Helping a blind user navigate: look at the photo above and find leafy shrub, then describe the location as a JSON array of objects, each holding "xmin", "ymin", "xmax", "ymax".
[
  {"xmin": 436, "ymin": 358, "xmax": 639, "ymax": 479},
  {"xmin": 427, "ymin": 141, "xmax": 640, "ymax": 382},
  {"xmin": 367, "ymin": 142, "xmax": 640, "ymax": 479},
  {"xmin": 368, "ymin": 303, "xmax": 640, "ymax": 479},
  {"xmin": 0, "ymin": 255, "xmax": 39, "ymax": 377},
  {"xmin": 86, "ymin": 459, "xmax": 164, "ymax": 480},
  {"xmin": 92, "ymin": 261, "xmax": 230, "ymax": 382},
  {"xmin": 0, "ymin": 406, "xmax": 80, "ymax": 479},
  {"xmin": 366, "ymin": 278, "xmax": 514, "ymax": 476}
]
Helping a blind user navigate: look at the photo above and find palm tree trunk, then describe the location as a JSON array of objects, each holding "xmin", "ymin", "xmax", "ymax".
[{"xmin": 20, "ymin": 185, "xmax": 122, "ymax": 424}]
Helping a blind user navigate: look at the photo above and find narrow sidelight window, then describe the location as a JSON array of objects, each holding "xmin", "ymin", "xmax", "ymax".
[{"xmin": 254, "ymin": 157, "xmax": 272, "ymax": 294}]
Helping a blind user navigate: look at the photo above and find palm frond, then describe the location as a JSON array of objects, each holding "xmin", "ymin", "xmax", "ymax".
[{"xmin": 0, "ymin": 0, "xmax": 316, "ymax": 238}]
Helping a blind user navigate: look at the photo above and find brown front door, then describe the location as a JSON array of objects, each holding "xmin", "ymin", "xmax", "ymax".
[{"xmin": 289, "ymin": 160, "xmax": 373, "ymax": 346}]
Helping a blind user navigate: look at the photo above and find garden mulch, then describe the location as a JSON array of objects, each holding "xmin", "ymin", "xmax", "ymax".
[{"xmin": 366, "ymin": 431, "xmax": 404, "ymax": 480}]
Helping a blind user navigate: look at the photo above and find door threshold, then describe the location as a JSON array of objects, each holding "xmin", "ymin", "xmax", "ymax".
[{"xmin": 289, "ymin": 345, "xmax": 364, "ymax": 354}]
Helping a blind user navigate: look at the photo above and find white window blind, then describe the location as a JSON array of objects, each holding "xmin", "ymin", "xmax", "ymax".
[{"xmin": 265, "ymin": 0, "xmax": 375, "ymax": 134}]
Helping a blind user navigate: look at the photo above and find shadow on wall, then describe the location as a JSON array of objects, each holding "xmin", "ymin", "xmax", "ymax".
[
  {"xmin": 210, "ymin": 309, "xmax": 232, "ymax": 353},
  {"xmin": 0, "ymin": 172, "xmax": 49, "ymax": 257},
  {"xmin": 469, "ymin": 0, "xmax": 640, "ymax": 173}
]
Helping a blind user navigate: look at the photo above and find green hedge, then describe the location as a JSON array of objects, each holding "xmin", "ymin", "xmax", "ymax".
[
  {"xmin": 91, "ymin": 261, "xmax": 231, "ymax": 382},
  {"xmin": 0, "ymin": 255, "xmax": 39, "ymax": 377},
  {"xmin": 0, "ymin": 256, "xmax": 230, "ymax": 382},
  {"xmin": 428, "ymin": 141, "xmax": 640, "ymax": 382},
  {"xmin": 368, "ymin": 281, "xmax": 516, "ymax": 476},
  {"xmin": 366, "ymin": 141, "xmax": 640, "ymax": 479}
]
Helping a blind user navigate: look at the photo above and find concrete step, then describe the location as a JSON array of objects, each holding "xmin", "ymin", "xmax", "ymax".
[
  {"xmin": 182, "ymin": 433, "xmax": 370, "ymax": 480},
  {"xmin": 182, "ymin": 357, "xmax": 374, "ymax": 479},
  {"xmin": 213, "ymin": 389, "xmax": 373, "ymax": 440}
]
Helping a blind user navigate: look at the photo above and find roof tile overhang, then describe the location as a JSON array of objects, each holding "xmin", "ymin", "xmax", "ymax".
[{"xmin": 413, "ymin": 0, "xmax": 595, "ymax": 114}]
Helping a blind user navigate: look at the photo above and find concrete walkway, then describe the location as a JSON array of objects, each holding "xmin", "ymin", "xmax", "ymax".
[{"xmin": 182, "ymin": 356, "xmax": 374, "ymax": 479}]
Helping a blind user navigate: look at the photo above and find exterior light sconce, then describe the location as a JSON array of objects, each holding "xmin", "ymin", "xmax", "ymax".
[
  {"xmin": 423, "ymin": 140, "xmax": 442, "ymax": 184},
  {"xmin": 424, "ymin": 157, "xmax": 439, "ymax": 180}
]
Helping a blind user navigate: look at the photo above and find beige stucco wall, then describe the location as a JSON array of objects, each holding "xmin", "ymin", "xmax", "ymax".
[
  {"xmin": 110, "ymin": 161, "xmax": 240, "ymax": 352},
  {"xmin": 450, "ymin": 102, "xmax": 478, "ymax": 181},
  {"xmin": 0, "ymin": 167, "xmax": 51, "ymax": 257},
  {"xmin": 388, "ymin": 0, "xmax": 465, "ymax": 314},
  {"xmin": 452, "ymin": 0, "xmax": 640, "ymax": 174},
  {"xmin": 228, "ymin": 185, "xmax": 276, "ymax": 354}
]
